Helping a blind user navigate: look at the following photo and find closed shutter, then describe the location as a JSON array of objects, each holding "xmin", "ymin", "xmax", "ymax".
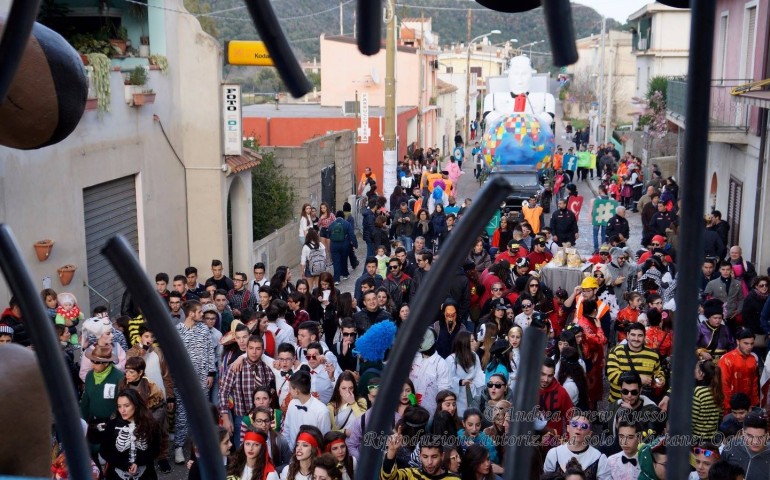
[
  {"xmin": 728, "ymin": 176, "xmax": 743, "ymax": 247},
  {"xmin": 83, "ymin": 176, "xmax": 139, "ymax": 317},
  {"xmin": 745, "ymin": 6, "xmax": 757, "ymax": 78}
]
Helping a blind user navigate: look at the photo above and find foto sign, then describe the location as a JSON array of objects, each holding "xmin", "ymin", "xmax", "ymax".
[
  {"xmin": 222, "ymin": 85, "xmax": 242, "ymax": 156},
  {"xmin": 358, "ymin": 93, "xmax": 370, "ymax": 143},
  {"xmin": 226, "ymin": 40, "xmax": 274, "ymax": 66}
]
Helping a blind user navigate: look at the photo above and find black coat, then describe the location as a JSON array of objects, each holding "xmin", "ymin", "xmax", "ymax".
[
  {"xmin": 703, "ymin": 228, "xmax": 726, "ymax": 259},
  {"xmin": 606, "ymin": 214, "xmax": 630, "ymax": 241},
  {"xmin": 648, "ymin": 211, "xmax": 674, "ymax": 236},
  {"xmin": 742, "ymin": 291, "xmax": 768, "ymax": 334},
  {"xmin": 353, "ymin": 308, "xmax": 392, "ymax": 335},
  {"xmin": 549, "ymin": 208, "xmax": 579, "ymax": 245}
]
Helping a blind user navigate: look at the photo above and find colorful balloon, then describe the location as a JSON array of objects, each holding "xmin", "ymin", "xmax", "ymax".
[{"xmin": 481, "ymin": 113, "xmax": 555, "ymax": 170}]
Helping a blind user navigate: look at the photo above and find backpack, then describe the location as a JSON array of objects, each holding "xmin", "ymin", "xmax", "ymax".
[
  {"xmin": 307, "ymin": 247, "xmax": 327, "ymax": 276},
  {"xmin": 330, "ymin": 221, "xmax": 346, "ymax": 242}
]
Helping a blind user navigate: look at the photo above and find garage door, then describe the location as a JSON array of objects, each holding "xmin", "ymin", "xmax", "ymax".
[{"xmin": 83, "ymin": 176, "xmax": 139, "ymax": 317}]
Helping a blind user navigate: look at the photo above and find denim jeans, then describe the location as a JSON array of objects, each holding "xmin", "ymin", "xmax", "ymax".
[
  {"xmin": 399, "ymin": 235, "xmax": 414, "ymax": 252},
  {"xmin": 592, "ymin": 224, "xmax": 607, "ymax": 253},
  {"xmin": 366, "ymin": 240, "xmax": 376, "ymax": 257},
  {"xmin": 232, "ymin": 413, "xmax": 244, "ymax": 449},
  {"xmin": 331, "ymin": 242, "xmax": 349, "ymax": 282}
]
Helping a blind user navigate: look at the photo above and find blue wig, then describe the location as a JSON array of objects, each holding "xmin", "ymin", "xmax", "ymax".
[{"xmin": 353, "ymin": 320, "xmax": 397, "ymax": 362}]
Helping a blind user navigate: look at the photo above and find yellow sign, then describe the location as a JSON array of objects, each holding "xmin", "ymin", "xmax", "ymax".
[{"xmin": 226, "ymin": 41, "xmax": 274, "ymax": 66}]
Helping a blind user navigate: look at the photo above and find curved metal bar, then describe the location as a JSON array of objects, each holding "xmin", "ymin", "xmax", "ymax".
[
  {"xmin": 0, "ymin": 224, "xmax": 91, "ymax": 480},
  {"xmin": 541, "ymin": 0, "xmax": 578, "ymax": 67},
  {"xmin": 669, "ymin": 0, "xmax": 716, "ymax": 478},
  {"xmin": 242, "ymin": 0, "xmax": 311, "ymax": 98},
  {"xmin": 101, "ymin": 236, "xmax": 224, "ymax": 480},
  {"xmin": 0, "ymin": 0, "xmax": 42, "ymax": 103},
  {"xmin": 357, "ymin": 0, "xmax": 382, "ymax": 55},
  {"xmin": 503, "ymin": 327, "xmax": 546, "ymax": 477},
  {"xmin": 357, "ymin": 176, "xmax": 514, "ymax": 477}
]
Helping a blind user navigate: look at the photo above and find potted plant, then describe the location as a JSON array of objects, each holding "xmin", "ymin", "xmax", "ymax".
[
  {"xmin": 125, "ymin": 66, "xmax": 155, "ymax": 106},
  {"xmin": 57, "ymin": 265, "xmax": 77, "ymax": 286},
  {"xmin": 109, "ymin": 25, "xmax": 128, "ymax": 56},
  {"xmin": 139, "ymin": 35, "xmax": 150, "ymax": 57},
  {"xmin": 34, "ymin": 240, "xmax": 55, "ymax": 261},
  {"xmin": 149, "ymin": 54, "xmax": 168, "ymax": 74},
  {"xmin": 85, "ymin": 53, "xmax": 112, "ymax": 113}
]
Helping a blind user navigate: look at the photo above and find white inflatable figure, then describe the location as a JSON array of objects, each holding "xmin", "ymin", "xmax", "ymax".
[{"xmin": 482, "ymin": 55, "xmax": 556, "ymax": 132}]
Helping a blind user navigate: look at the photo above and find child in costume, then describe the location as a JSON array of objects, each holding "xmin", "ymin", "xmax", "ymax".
[{"xmin": 56, "ymin": 292, "xmax": 83, "ymax": 345}]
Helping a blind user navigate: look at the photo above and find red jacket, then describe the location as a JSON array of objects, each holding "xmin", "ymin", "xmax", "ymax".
[
  {"xmin": 719, "ymin": 349, "xmax": 759, "ymax": 412},
  {"xmin": 539, "ymin": 379, "xmax": 574, "ymax": 436}
]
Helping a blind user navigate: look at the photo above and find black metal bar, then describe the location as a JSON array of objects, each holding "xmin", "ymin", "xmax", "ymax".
[
  {"xmin": 503, "ymin": 328, "xmax": 546, "ymax": 478},
  {"xmin": 357, "ymin": 176, "xmax": 514, "ymax": 477},
  {"xmin": 101, "ymin": 236, "xmax": 224, "ymax": 480},
  {"xmin": 0, "ymin": 224, "xmax": 91, "ymax": 480},
  {"xmin": 242, "ymin": 0, "xmax": 311, "ymax": 98},
  {"xmin": 0, "ymin": 0, "xmax": 42, "ymax": 103},
  {"xmin": 541, "ymin": 0, "xmax": 578, "ymax": 67},
  {"xmin": 357, "ymin": 0, "xmax": 382, "ymax": 55},
  {"xmin": 669, "ymin": 0, "xmax": 716, "ymax": 478}
]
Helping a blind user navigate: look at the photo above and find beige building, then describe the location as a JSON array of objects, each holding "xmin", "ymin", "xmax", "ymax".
[
  {"xmin": 567, "ymin": 30, "xmax": 636, "ymax": 126},
  {"xmin": 628, "ymin": 3, "xmax": 691, "ymax": 98},
  {"xmin": 0, "ymin": 0, "xmax": 253, "ymax": 315}
]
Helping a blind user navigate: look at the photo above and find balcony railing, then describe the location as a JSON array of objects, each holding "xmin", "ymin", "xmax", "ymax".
[{"xmin": 667, "ymin": 78, "xmax": 751, "ymax": 133}]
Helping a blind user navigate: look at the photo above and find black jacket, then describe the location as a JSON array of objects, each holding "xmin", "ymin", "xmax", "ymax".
[
  {"xmin": 703, "ymin": 228, "xmax": 726, "ymax": 259},
  {"xmin": 606, "ymin": 214, "xmax": 630, "ymax": 241},
  {"xmin": 361, "ymin": 208, "xmax": 375, "ymax": 242},
  {"xmin": 549, "ymin": 208, "xmax": 579, "ymax": 245},
  {"xmin": 353, "ymin": 308, "xmax": 392, "ymax": 335},
  {"xmin": 648, "ymin": 211, "xmax": 674, "ymax": 236},
  {"xmin": 443, "ymin": 267, "xmax": 471, "ymax": 322}
]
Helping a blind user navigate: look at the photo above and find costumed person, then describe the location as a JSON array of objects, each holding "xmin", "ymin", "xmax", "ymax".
[
  {"xmin": 100, "ymin": 388, "xmax": 160, "ymax": 480},
  {"xmin": 226, "ymin": 429, "xmax": 279, "ymax": 480},
  {"xmin": 637, "ymin": 437, "xmax": 667, "ymax": 480},
  {"xmin": 428, "ymin": 184, "xmax": 448, "ymax": 215},
  {"xmin": 56, "ymin": 292, "xmax": 84, "ymax": 345},
  {"xmin": 80, "ymin": 316, "xmax": 127, "ymax": 381}
]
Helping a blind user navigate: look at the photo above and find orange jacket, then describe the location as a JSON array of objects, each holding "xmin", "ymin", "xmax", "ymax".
[
  {"xmin": 521, "ymin": 204, "xmax": 543, "ymax": 233},
  {"xmin": 719, "ymin": 349, "xmax": 759, "ymax": 412}
]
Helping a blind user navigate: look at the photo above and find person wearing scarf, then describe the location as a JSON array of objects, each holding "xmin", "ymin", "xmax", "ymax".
[
  {"xmin": 226, "ymin": 430, "xmax": 278, "ymax": 480},
  {"xmin": 80, "ymin": 345, "xmax": 124, "ymax": 458}
]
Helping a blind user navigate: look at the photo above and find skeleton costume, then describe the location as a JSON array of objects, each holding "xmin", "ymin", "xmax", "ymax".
[{"xmin": 100, "ymin": 417, "xmax": 160, "ymax": 480}]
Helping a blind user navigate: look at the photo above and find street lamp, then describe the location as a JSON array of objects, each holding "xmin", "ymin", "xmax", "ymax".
[
  {"xmin": 519, "ymin": 39, "xmax": 545, "ymax": 57},
  {"xmin": 465, "ymin": 29, "xmax": 500, "ymax": 146}
]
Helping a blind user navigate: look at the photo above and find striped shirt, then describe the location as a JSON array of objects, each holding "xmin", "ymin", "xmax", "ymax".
[
  {"xmin": 606, "ymin": 344, "xmax": 664, "ymax": 402},
  {"xmin": 692, "ymin": 385, "xmax": 721, "ymax": 440}
]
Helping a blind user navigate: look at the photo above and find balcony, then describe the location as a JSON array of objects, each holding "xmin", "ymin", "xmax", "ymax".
[{"xmin": 667, "ymin": 78, "xmax": 751, "ymax": 144}]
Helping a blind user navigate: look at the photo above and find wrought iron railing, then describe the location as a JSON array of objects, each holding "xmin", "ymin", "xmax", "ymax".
[{"xmin": 668, "ymin": 78, "xmax": 752, "ymax": 132}]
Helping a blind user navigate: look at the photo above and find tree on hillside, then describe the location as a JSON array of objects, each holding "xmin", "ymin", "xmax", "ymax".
[{"xmin": 184, "ymin": 0, "xmax": 218, "ymax": 38}]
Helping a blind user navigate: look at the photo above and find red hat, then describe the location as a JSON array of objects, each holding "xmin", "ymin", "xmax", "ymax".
[{"xmin": 651, "ymin": 235, "xmax": 666, "ymax": 245}]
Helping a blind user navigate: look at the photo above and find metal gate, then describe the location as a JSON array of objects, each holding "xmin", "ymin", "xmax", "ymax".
[
  {"xmin": 321, "ymin": 164, "xmax": 336, "ymax": 211},
  {"xmin": 83, "ymin": 176, "xmax": 139, "ymax": 317},
  {"xmin": 728, "ymin": 176, "xmax": 742, "ymax": 248}
]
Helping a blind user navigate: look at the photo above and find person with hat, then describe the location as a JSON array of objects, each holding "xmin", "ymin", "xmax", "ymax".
[
  {"xmin": 80, "ymin": 317, "xmax": 127, "ymax": 382},
  {"xmin": 526, "ymin": 236, "xmax": 553, "ymax": 270},
  {"xmin": 636, "ymin": 235, "xmax": 668, "ymax": 266},
  {"xmin": 0, "ymin": 296, "xmax": 28, "ymax": 346},
  {"xmin": 636, "ymin": 436, "xmax": 667, "ymax": 480},
  {"xmin": 607, "ymin": 248, "xmax": 637, "ymax": 308},
  {"xmin": 410, "ymin": 328, "xmax": 451, "ymax": 417},
  {"xmin": 80, "ymin": 344, "xmax": 124, "ymax": 460},
  {"xmin": 697, "ymin": 299, "xmax": 736, "ymax": 362},
  {"xmin": 0, "ymin": 323, "xmax": 13, "ymax": 345},
  {"xmin": 226, "ymin": 428, "xmax": 279, "ymax": 480},
  {"xmin": 719, "ymin": 327, "xmax": 760, "ymax": 413},
  {"xmin": 564, "ymin": 277, "xmax": 613, "ymax": 339},
  {"xmin": 434, "ymin": 299, "xmax": 467, "ymax": 359},
  {"xmin": 589, "ymin": 244, "xmax": 614, "ymax": 266},
  {"xmin": 494, "ymin": 239, "xmax": 527, "ymax": 266}
]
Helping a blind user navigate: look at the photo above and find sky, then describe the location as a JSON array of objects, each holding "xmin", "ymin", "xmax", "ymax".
[{"xmin": 573, "ymin": 0, "xmax": 652, "ymax": 23}]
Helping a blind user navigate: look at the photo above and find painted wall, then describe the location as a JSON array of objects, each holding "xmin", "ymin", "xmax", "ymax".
[
  {"xmin": 0, "ymin": 0, "xmax": 225, "ymax": 311},
  {"xmin": 630, "ymin": 8, "xmax": 691, "ymax": 97},
  {"xmin": 242, "ymin": 108, "xmax": 416, "ymax": 190}
]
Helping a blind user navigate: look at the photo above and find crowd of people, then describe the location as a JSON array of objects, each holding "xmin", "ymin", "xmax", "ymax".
[{"xmin": 3, "ymin": 141, "xmax": 770, "ymax": 480}]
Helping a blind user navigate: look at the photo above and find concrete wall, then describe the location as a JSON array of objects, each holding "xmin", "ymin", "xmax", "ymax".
[
  {"xmin": 252, "ymin": 221, "xmax": 302, "ymax": 276},
  {"xmin": 0, "ymin": 0, "xmax": 225, "ymax": 311},
  {"xmin": 263, "ymin": 131, "xmax": 355, "ymax": 218}
]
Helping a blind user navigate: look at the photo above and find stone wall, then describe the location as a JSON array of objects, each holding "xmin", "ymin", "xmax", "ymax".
[
  {"xmin": 264, "ymin": 130, "xmax": 355, "ymax": 215},
  {"xmin": 252, "ymin": 220, "xmax": 301, "ymax": 276},
  {"xmin": 255, "ymin": 130, "xmax": 355, "ymax": 272},
  {"xmin": 615, "ymin": 130, "xmax": 678, "ymax": 159}
]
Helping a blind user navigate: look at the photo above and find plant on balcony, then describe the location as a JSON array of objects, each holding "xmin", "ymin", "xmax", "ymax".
[
  {"xmin": 127, "ymin": 66, "xmax": 148, "ymax": 86},
  {"xmin": 86, "ymin": 53, "xmax": 112, "ymax": 113},
  {"xmin": 149, "ymin": 54, "xmax": 169, "ymax": 75},
  {"xmin": 70, "ymin": 33, "xmax": 118, "ymax": 57},
  {"xmin": 125, "ymin": 66, "xmax": 155, "ymax": 106}
]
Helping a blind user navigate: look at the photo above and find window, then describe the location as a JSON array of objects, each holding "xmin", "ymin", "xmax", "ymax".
[
  {"xmin": 716, "ymin": 13, "xmax": 728, "ymax": 81},
  {"xmin": 446, "ymin": 66, "xmax": 453, "ymax": 74},
  {"xmin": 743, "ymin": 5, "xmax": 757, "ymax": 79}
]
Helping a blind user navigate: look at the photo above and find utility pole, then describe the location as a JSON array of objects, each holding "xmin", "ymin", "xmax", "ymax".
[
  {"xmin": 417, "ymin": 10, "xmax": 424, "ymax": 148},
  {"xmin": 605, "ymin": 42, "xmax": 615, "ymax": 144},
  {"xmin": 353, "ymin": 10, "xmax": 357, "ymax": 38},
  {"xmin": 464, "ymin": 8, "xmax": 472, "ymax": 146},
  {"xmin": 339, "ymin": 1, "xmax": 343, "ymax": 35},
  {"xmin": 384, "ymin": 0, "xmax": 397, "ymax": 208},
  {"xmin": 597, "ymin": 15, "xmax": 606, "ymax": 145}
]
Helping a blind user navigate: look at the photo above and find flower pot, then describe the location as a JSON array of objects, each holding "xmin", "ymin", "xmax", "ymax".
[
  {"xmin": 85, "ymin": 98, "xmax": 98, "ymax": 111},
  {"xmin": 132, "ymin": 92, "xmax": 156, "ymax": 106},
  {"xmin": 34, "ymin": 240, "xmax": 54, "ymax": 261},
  {"xmin": 109, "ymin": 39, "xmax": 127, "ymax": 56},
  {"xmin": 57, "ymin": 265, "xmax": 76, "ymax": 286},
  {"xmin": 80, "ymin": 54, "xmax": 89, "ymax": 65},
  {"xmin": 139, "ymin": 45, "xmax": 150, "ymax": 57}
]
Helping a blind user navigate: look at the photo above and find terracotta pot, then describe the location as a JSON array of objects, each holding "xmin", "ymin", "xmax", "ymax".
[
  {"xmin": 34, "ymin": 240, "xmax": 54, "ymax": 261},
  {"xmin": 80, "ymin": 54, "xmax": 89, "ymax": 65},
  {"xmin": 85, "ymin": 98, "xmax": 98, "ymax": 111},
  {"xmin": 109, "ymin": 39, "xmax": 127, "ymax": 56},
  {"xmin": 132, "ymin": 92, "xmax": 156, "ymax": 106},
  {"xmin": 57, "ymin": 265, "xmax": 76, "ymax": 286}
]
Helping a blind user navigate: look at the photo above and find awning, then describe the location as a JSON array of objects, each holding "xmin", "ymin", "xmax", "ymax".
[
  {"xmin": 224, "ymin": 147, "xmax": 262, "ymax": 175},
  {"xmin": 734, "ymin": 90, "xmax": 770, "ymax": 109}
]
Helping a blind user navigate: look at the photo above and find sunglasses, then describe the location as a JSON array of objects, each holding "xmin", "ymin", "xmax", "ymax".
[
  {"xmin": 487, "ymin": 382, "xmax": 505, "ymax": 389},
  {"xmin": 693, "ymin": 448, "xmax": 718, "ymax": 458},
  {"xmin": 529, "ymin": 283, "xmax": 540, "ymax": 288},
  {"xmin": 367, "ymin": 384, "xmax": 380, "ymax": 391},
  {"xmin": 600, "ymin": 252, "xmax": 609, "ymax": 256},
  {"xmin": 92, "ymin": 360, "xmax": 111, "ymax": 365},
  {"xmin": 491, "ymin": 287, "xmax": 503, "ymax": 292},
  {"xmin": 621, "ymin": 388, "xmax": 640, "ymax": 396},
  {"xmin": 651, "ymin": 243, "xmax": 661, "ymax": 247},
  {"xmin": 570, "ymin": 420, "xmax": 590, "ymax": 430},
  {"xmin": 305, "ymin": 354, "xmax": 318, "ymax": 360},
  {"xmin": 389, "ymin": 265, "xmax": 400, "ymax": 270},
  {"xmin": 758, "ymin": 284, "xmax": 769, "ymax": 288},
  {"xmin": 594, "ymin": 274, "xmax": 604, "ymax": 278},
  {"xmin": 522, "ymin": 303, "xmax": 533, "ymax": 308},
  {"xmin": 342, "ymin": 332, "xmax": 357, "ymax": 337}
]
